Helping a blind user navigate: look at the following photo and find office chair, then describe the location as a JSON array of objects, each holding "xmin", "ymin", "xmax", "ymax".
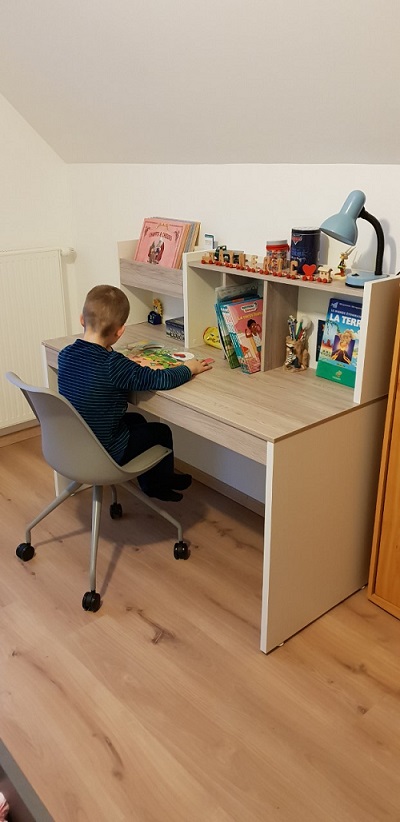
[{"xmin": 6, "ymin": 372, "xmax": 189, "ymax": 613}]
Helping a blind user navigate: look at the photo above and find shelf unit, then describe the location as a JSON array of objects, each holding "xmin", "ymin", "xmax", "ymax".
[
  {"xmin": 183, "ymin": 249, "xmax": 400, "ymax": 405},
  {"xmin": 118, "ymin": 240, "xmax": 400, "ymax": 407}
]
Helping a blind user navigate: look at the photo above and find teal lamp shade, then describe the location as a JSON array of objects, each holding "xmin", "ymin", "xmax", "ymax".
[
  {"xmin": 320, "ymin": 190, "xmax": 366, "ymax": 245},
  {"xmin": 320, "ymin": 189, "xmax": 385, "ymax": 287}
]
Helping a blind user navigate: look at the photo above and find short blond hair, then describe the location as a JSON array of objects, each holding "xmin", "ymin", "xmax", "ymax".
[{"xmin": 82, "ymin": 285, "xmax": 130, "ymax": 337}]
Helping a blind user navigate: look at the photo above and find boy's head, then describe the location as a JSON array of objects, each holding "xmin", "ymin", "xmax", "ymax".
[{"xmin": 81, "ymin": 285, "xmax": 130, "ymax": 339}]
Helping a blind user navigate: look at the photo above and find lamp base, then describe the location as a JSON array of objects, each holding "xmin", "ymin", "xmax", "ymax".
[{"xmin": 345, "ymin": 271, "xmax": 388, "ymax": 288}]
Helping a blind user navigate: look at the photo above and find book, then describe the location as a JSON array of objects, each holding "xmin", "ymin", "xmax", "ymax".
[
  {"xmin": 219, "ymin": 296, "xmax": 263, "ymax": 374},
  {"xmin": 316, "ymin": 298, "xmax": 362, "ymax": 387},
  {"xmin": 214, "ymin": 281, "xmax": 260, "ymax": 371},
  {"xmin": 119, "ymin": 340, "xmax": 194, "ymax": 370},
  {"xmin": 135, "ymin": 217, "xmax": 200, "ymax": 269},
  {"xmin": 215, "ymin": 303, "xmax": 240, "ymax": 369},
  {"xmin": 134, "ymin": 219, "xmax": 188, "ymax": 268}
]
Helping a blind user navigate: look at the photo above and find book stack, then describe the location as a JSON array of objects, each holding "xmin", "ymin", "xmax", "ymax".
[
  {"xmin": 134, "ymin": 217, "xmax": 200, "ymax": 270},
  {"xmin": 316, "ymin": 297, "xmax": 362, "ymax": 388},
  {"xmin": 215, "ymin": 282, "xmax": 263, "ymax": 374}
]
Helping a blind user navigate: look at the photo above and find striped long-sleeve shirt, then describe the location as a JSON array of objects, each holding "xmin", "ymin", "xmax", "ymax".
[{"xmin": 58, "ymin": 339, "xmax": 191, "ymax": 462}]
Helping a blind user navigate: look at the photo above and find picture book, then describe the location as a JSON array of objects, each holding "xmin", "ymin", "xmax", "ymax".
[
  {"xmin": 214, "ymin": 281, "xmax": 260, "ymax": 371},
  {"xmin": 119, "ymin": 341, "xmax": 194, "ymax": 370},
  {"xmin": 219, "ymin": 297, "xmax": 263, "ymax": 374},
  {"xmin": 316, "ymin": 298, "xmax": 362, "ymax": 388},
  {"xmin": 134, "ymin": 217, "xmax": 201, "ymax": 269},
  {"xmin": 134, "ymin": 219, "xmax": 188, "ymax": 268}
]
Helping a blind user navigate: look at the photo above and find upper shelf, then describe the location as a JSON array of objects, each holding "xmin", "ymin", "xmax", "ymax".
[
  {"xmin": 189, "ymin": 257, "xmax": 358, "ymax": 297},
  {"xmin": 120, "ymin": 258, "xmax": 183, "ymax": 299},
  {"xmin": 118, "ymin": 240, "xmax": 183, "ymax": 299}
]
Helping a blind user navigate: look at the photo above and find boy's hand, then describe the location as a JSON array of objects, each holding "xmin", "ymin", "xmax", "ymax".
[{"xmin": 186, "ymin": 358, "xmax": 213, "ymax": 376}]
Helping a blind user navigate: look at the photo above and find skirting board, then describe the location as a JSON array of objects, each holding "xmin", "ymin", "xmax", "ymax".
[{"xmin": 0, "ymin": 423, "xmax": 40, "ymax": 448}]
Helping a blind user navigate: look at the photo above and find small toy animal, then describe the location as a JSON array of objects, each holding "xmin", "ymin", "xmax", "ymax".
[{"xmin": 284, "ymin": 336, "xmax": 310, "ymax": 371}]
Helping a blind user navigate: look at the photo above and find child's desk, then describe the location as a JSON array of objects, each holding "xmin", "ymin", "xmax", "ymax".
[{"xmin": 42, "ymin": 322, "xmax": 387, "ymax": 654}]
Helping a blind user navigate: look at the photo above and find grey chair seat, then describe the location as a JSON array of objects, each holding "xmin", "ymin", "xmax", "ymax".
[{"xmin": 6, "ymin": 372, "xmax": 189, "ymax": 612}]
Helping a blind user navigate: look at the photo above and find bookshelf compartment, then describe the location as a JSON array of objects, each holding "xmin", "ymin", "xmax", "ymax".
[{"xmin": 184, "ymin": 250, "xmax": 400, "ymax": 404}]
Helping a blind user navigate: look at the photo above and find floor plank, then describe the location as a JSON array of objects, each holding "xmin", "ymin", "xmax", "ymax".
[{"xmin": 1, "ymin": 437, "xmax": 400, "ymax": 821}]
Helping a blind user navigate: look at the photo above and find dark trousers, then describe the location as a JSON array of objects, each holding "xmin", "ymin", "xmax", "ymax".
[{"xmin": 121, "ymin": 412, "xmax": 174, "ymax": 494}]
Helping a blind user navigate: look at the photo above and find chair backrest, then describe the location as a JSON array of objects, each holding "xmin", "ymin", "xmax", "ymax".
[{"xmin": 5, "ymin": 372, "xmax": 166, "ymax": 486}]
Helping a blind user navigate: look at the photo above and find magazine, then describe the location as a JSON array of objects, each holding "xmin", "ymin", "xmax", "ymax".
[
  {"xmin": 119, "ymin": 340, "xmax": 194, "ymax": 370},
  {"xmin": 316, "ymin": 298, "xmax": 362, "ymax": 387}
]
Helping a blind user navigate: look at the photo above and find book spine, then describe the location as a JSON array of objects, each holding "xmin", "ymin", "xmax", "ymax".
[
  {"xmin": 219, "ymin": 304, "xmax": 252, "ymax": 374},
  {"xmin": 215, "ymin": 303, "xmax": 240, "ymax": 369}
]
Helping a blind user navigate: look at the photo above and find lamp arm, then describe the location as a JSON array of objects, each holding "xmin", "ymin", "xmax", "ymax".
[{"xmin": 359, "ymin": 207, "xmax": 384, "ymax": 276}]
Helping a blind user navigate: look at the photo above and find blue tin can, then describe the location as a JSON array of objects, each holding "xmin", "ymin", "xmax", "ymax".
[{"xmin": 290, "ymin": 227, "xmax": 321, "ymax": 276}]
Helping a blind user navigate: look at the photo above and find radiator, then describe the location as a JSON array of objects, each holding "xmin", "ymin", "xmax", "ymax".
[{"xmin": 0, "ymin": 248, "xmax": 68, "ymax": 430}]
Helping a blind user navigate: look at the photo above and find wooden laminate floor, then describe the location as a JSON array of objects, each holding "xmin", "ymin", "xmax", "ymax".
[{"xmin": 1, "ymin": 437, "xmax": 400, "ymax": 821}]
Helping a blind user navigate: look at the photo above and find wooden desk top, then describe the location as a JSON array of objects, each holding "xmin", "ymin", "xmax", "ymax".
[{"xmin": 43, "ymin": 323, "xmax": 359, "ymax": 448}]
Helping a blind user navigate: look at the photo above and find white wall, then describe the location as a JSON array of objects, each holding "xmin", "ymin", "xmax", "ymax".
[
  {"xmin": 0, "ymin": 94, "xmax": 73, "ymax": 247},
  {"xmin": 0, "ymin": 94, "xmax": 77, "ymax": 329}
]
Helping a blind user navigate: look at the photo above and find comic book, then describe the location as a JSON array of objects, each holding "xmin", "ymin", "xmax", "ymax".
[
  {"xmin": 316, "ymin": 297, "xmax": 362, "ymax": 388},
  {"xmin": 119, "ymin": 340, "xmax": 194, "ymax": 370},
  {"xmin": 219, "ymin": 296, "xmax": 263, "ymax": 374}
]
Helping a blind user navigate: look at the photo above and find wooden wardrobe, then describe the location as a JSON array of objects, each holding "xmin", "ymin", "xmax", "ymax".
[{"xmin": 368, "ymin": 300, "xmax": 400, "ymax": 618}]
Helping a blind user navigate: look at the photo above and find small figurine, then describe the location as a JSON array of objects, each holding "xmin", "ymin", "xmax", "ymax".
[
  {"xmin": 284, "ymin": 314, "xmax": 311, "ymax": 371},
  {"xmin": 284, "ymin": 336, "xmax": 310, "ymax": 371},
  {"xmin": 147, "ymin": 297, "xmax": 163, "ymax": 325},
  {"xmin": 333, "ymin": 247, "xmax": 355, "ymax": 280}
]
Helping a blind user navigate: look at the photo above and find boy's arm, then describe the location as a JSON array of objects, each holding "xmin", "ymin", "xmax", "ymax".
[{"xmin": 109, "ymin": 351, "xmax": 212, "ymax": 391}]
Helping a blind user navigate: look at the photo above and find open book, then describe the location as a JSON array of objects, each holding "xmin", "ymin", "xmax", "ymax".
[{"xmin": 119, "ymin": 340, "xmax": 194, "ymax": 370}]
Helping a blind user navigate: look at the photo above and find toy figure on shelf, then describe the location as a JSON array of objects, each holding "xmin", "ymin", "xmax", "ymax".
[
  {"xmin": 284, "ymin": 314, "xmax": 311, "ymax": 371},
  {"xmin": 147, "ymin": 298, "xmax": 163, "ymax": 325},
  {"xmin": 333, "ymin": 247, "xmax": 355, "ymax": 280}
]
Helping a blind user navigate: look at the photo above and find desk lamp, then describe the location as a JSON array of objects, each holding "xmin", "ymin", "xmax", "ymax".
[{"xmin": 320, "ymin": 189, "xmax": 385, "ymax": 288}]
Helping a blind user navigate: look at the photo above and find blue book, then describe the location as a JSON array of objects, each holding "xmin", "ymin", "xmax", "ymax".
[{"xmin": 316, "ymin": 297, "xmax": 362, "ymax": 388}]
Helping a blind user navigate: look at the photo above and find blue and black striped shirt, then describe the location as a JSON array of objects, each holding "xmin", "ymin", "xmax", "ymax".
[{"xmin": 58, "ymin": 339, "xmax": 191, "ymax": 463}]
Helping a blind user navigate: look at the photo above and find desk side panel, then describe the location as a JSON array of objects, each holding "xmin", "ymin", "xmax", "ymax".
[{"xmin": 262, "ymin": 399, "xmax": 387, "ymax": 652}]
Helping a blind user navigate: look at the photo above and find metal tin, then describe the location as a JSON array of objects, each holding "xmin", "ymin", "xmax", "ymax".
[
  {"xmin": 290, "ymin": 227, "xmax": 320, "ymax": 276},
  {"xmin": 265, "ymin": 240, "xmax": 289, "ymax": 274}
]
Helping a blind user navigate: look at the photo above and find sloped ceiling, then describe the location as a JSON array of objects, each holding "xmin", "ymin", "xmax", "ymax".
[{"xmin": 1, "ymin": 0, "xmax": 399, "ymax": 164}]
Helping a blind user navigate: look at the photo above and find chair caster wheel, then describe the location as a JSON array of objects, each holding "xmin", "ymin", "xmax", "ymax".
[
  {"xmin": 82, "ymin": 591, "xmax": 101, "ymax": 612},
  {"xmin": 174, "ymin": 541, "xmax": 190, "ymax": 560},
  {"xmin": 16, "ymin": 543, "xmax": 35, "ymax": 562},
  {"xmin": 110, "ymin": 502, "xmax": 123, "ymax": 519}
]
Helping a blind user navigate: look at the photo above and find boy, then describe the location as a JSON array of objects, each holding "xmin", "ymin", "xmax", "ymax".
[{"xmin": 58, "ymin": 285, "xmax": 212, "ymax": 501}]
